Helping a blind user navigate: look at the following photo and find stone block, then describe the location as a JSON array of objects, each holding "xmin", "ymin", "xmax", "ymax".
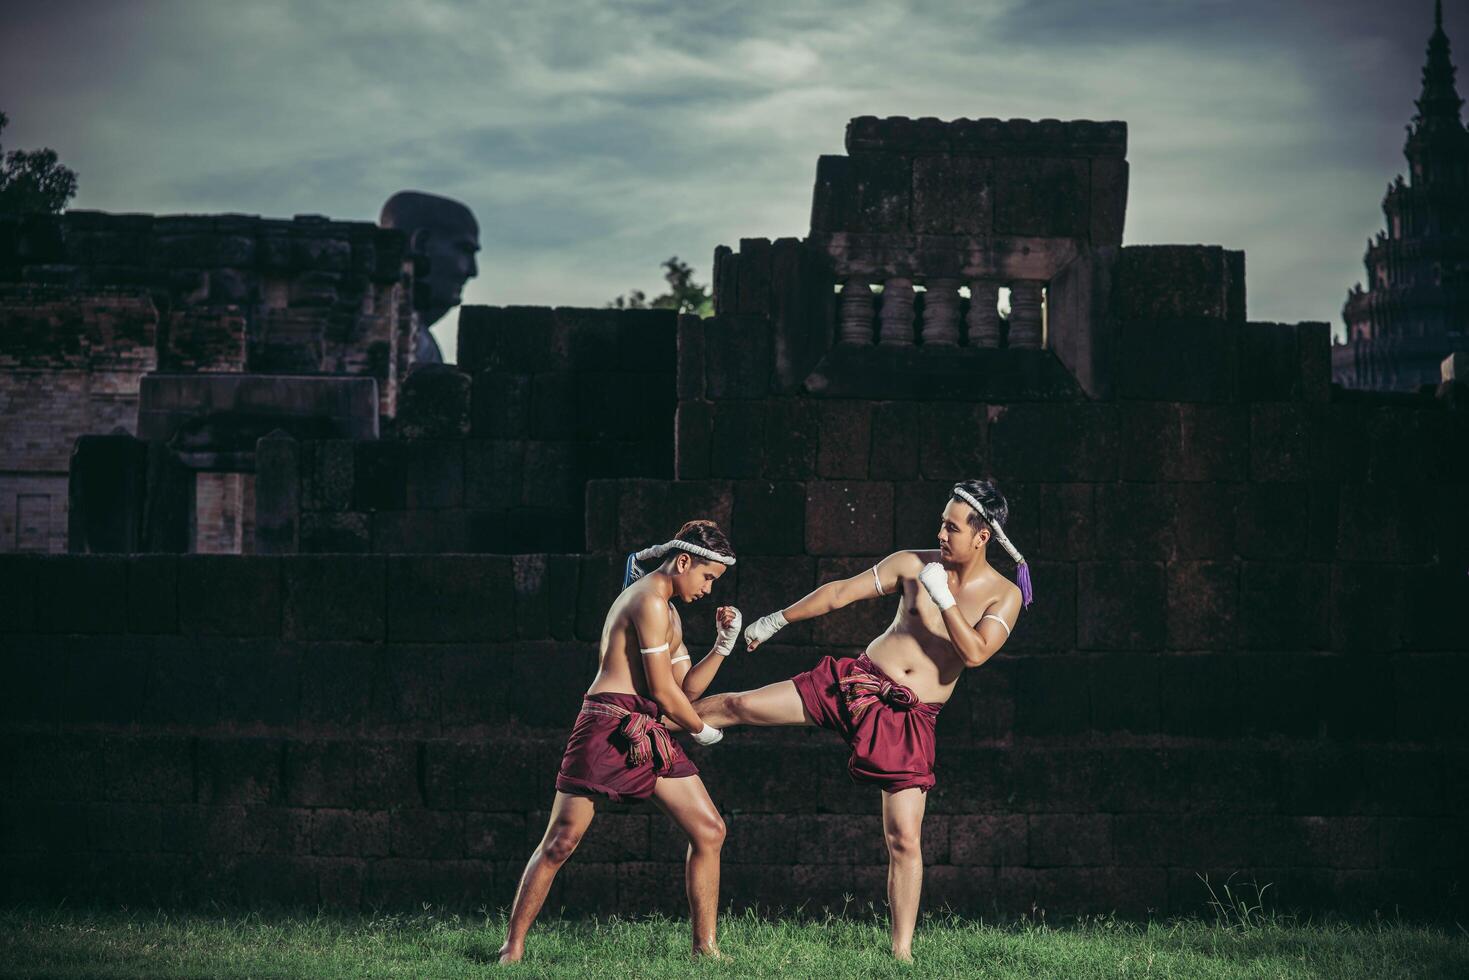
[
  {"xmin": 916, "ymin": 402, "xmax": 988, "ymax": 481},
  {"xmin": 575, "ymin": 554, "xmax": 624, "ymax": 641},
  {"xmin": 177, "ymin": 556, "xmax": 280, "ymax": 636},
  {"xmin": 1029, "ymin": 814, "xmax": 1113, "ymax": 867},
  {"xmin": 1330, "ymin": 564, "xmax": 1404, "ymax": 654},
  {"xmin": 1077, "ymin": 562, "xmax": 1165, "ymax": 650},
  {"xmin": 370, "ymin": 640, "xmax": 442, "ymax": 736},
  {"xmin": 1165, "ymin": 560, "xmax": 1237, "ymax": 651},
  {"xmin": 1336, "ymin": 485, "xmax": 1434, "ymax": 563},
  {"xmin": 528, "ymin": 371, "xmax": 579, "ymax": 439},
  {"xmin": 298, "ymin": 642, "xmax": 371, "ymax": 730},
  {"xmin": 1113, "ymin": 246, "xmax": 1245, "ymax": 322},
  {"xmin": 312, "ymin": 809, "xmax": 389, "ymax": 857},
  {"xmin": 389, "ymin": 809, "xmax": 463, "ymax": 859},
  {"xmin": 300, "ymin": 512, "xmax": 371, "ymax": 553},
  {"xmin": 35, "ymin": 556, "xmax": 128, "ymax": 634},
  {"xmin": 1159, "ymin": 654, "xmax": 1238, "ymax": 736},
  {"xmin": 731, "ymin": 556, "xmax": 817, "ymax": 645},
  {"xmin": 1093, "ymin": 483, "xmax": 1176, "ymax": 560},
  {"xmin": 463, "ymin": 439, "xmax": 523, "ymax": 510},
  {"xmin": 1089, "ymin": 157, "xmax": 1129, "ymax": 245},
  {"xmin": 704, "ymin": 314, "xmax": 772, "ymax": 399},
  {"xmin": 125, "ymin": 555, "xmax": 178, "ymax": 634},
  {"xmin": 911, "ymin": 155, "xmax": 992, "ymax": 234},
  {"xmin": 1237, "ymin": 562, "xmax": 1329, "ymax": 650},
  {"xmin": 1035, "ymin": 483, "xmax": 1094, "ymax": 561},
  {"xmin": 893, "ymin": 480, "xmax": 950, "ymax": 550},
  {"xmin": 762, "ymin": 399, "xmax": 817, "ymax": 479},
  {"xmin": 300, "ymin": 439, "xmax": 355, "ymax": 512},
  {"xmin": 0, "ymin": 555, "xmax": 39, "ymax": 633},
  {"xmin": 1014, "ymin": 656, "xmax": 1090, "ymax": 736},
  {"xmin": 850, "ymin": 153, "xmax": 913, "ymax": 233},
  {"xmin": 731, "ymin": 480, "xmax": 805, "ymax": 555},
  {"xmin": 395, "ymin": 364, "xmax": 471, "ymax": 439},
  {"xmin": 400, "ymin": 440, "xmax": 464, "ymax": 510},
  {"xmin": 1235, "ymin": 653, "xmax": 1325, "ymax": 737},
  {"xmin": 1172, "ymin": 483, "xmax": 1243, "ymax": 560},
  {"xmin": 1119, "ymin": 402, "xmax": 1246, "ymax": 481},
  {"xmin": 993, "ymin": 157, "xmax": 1089, "ymax": 237},
  {"xmin": 675, "ymin": 400, "xmax": 713, "ymax": 479},
  {"xmin": 522, "ymin": 441, "xmax": 583, "ymax": 510},
  {"xmin": 1235, "ymin": 483, "xmax": 1309, "ymax": 559},
  {"xmin": 553, "ymin": 307, "xmax": 620, "ymax": 371},
  {"xmin": 990, "ymin": 404, "xmax": 1118, "ymax": 481},
  {"xmin": 352, "ymin": 442, "xmax": 409, "ymax": 511},
  {"xmin": 456, "ymin": 306, "xmax": 564, "ymax": 374},
  {"xmin": 67, "ymin": 637, "xmax": 149, "ymax": 726},
  {"xmin": 805, "ymin": 481, "xmax": 894, "ymax": 556},
  {"xmin": 1088, "ymin": 653, "xmax": 1159, "ymax": 733},
  {"xmin": 815, "ymin": 401, "xmax": 872, "ymax": 479},
  {"xmin": 1004, "ymin": 560, "xmax": 1076, "ymax": 653},
  {"xmin": 735, "ymin": 237, "xmax": 773, "ymax": 316},
  {"xmin": 711, "ymin": 401, "xmax": 766, "ymax": 478},
  {"xmin": 613, "ymin": 308, "xmax": 676, "ymax": 374},
  {"xmin": 282, "ymin": 555, "xmax": 385, "ymax": 641},
  {"xmin": 1116, "ymin": 317, "xmax": 1238, "ymax": 401},
  {"xmin": 369, "ymin": 509, "xmax": 472, "ymax": 553},
  {"xmin": 869, "ymin": 402, "xmax": 919, "ymax": 480},
  {"xmin": 386, "ymin": 556, "xmax": 514, "ymax": 642},
  {"xmin": 103, "ymin": 735, "xmax": 197, "ymax": 804},
  {"xmin": 469, "ymin": 371, "xmax": 531, "ymax": 439},
  {"xmin": 214, "ymin": 642, "xmax": 300, "ymax": 728},
  {"xmin": 440, "ymin": 646, "xmax": 509, "ymax": 731},
  {"xmin": 809, "ymin": 155, "xmax": 853, "ymax": 233}
]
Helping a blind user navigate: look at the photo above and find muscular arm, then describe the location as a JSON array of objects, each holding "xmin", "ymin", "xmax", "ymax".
[
  {"xmin": 940, "ymin": 587, "xmax": 1022, "ymax": 668},
  {"xmin": 631, "ymin": 596, "xmax": 708, "ymax": 735},
  {"xmin": 783, "ymin": 551, "xmax": 922, "ymax": 623}
]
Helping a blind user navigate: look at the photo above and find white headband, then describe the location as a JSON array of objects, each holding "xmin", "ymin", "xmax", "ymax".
[
  {"xmin": 952, "ymin": 485, "xmax": 1032, "ymax": 607},
  {"xmin": 624, "ymin": 539, "xmax": 736, "ymax": 588}
]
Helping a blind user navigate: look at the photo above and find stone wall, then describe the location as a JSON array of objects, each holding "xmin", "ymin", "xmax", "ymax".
[
  {"xmin": 0, "ymin": 211, "xmax": 414, "ymax": 554},
  {"xmin": 0, "ymin": 526, "xmax": 1463, "ymax": 915},
  {"xmin": 279, "ymin": 307, "xmax": 676, "ymax": 554}
]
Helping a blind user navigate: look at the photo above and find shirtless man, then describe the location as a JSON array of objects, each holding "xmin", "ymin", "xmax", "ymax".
[
  {"xmin": 497, "ymin": 520, "xmax": 741, "ymax": 963},
  {"xmin": 693, "ymin": 480, "xmax": 1032, "ymax": 961}
]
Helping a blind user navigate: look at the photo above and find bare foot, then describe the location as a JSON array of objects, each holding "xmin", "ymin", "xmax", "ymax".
[
  {"xmin": 892, "ymin": 947, "xmax": 914, "ymax": 962},
  {"xmin": 496, "ymin": 943, "xmax": 522, "ymax": 965},
  {"xmin": 693, "ymin": 943, "xmax": 728, "ymax": 960}
]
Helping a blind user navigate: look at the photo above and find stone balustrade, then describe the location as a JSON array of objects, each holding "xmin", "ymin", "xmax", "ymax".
[{"xmin": 833, "ymin": 275, "xmax": 1046, "ymax": 349}]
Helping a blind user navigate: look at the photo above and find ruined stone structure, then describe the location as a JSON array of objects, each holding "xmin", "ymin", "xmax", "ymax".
[
  {"xmin": 1337, "ymin": 1, "xmax": 1469, "ymax": 391},
  {"xmin": 2, "ymin": 115, "xmax": 1466, "ymax": 918},
  {"xmin": 0, "ymin": 211, "xmax": 413, "ymax": 553}
]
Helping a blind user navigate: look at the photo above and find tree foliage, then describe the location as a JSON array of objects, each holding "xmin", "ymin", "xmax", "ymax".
[
  {"xmin": 610, "ymin": 256, "xmax": 713, "ymax": 317},
  {"xmin": 0, "ymin": 111, "xmax": 79, "ymax": 215}
]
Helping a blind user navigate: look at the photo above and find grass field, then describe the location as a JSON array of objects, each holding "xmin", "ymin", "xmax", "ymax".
[{"xmin": 1, "ymin": 905, "xmax": 1465, "ymax": 978}]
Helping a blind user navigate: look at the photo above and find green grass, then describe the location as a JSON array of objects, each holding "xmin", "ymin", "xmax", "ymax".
[{"xmin": 1, "ymin": 905, "xmax": 1465, "ymax": 979}]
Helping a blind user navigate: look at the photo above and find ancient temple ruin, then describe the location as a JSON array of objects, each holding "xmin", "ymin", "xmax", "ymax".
[{"xmin": 1336, "ymin": 1, "xmax": 1469, "ymax": 391}]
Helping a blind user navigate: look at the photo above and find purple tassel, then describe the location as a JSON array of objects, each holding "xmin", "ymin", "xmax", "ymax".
[{"xmin": 1016, "ymin": 562, "xmax": 1034, "ymax": 608}]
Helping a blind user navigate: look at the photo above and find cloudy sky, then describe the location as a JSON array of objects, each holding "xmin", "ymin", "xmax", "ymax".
[{"xmin": 2, "ymin": 0, "xmax": 1460, "ymax": 359}]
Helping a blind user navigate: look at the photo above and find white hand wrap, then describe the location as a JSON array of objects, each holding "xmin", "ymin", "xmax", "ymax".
[
  {"xmin": 743, "ymin": 610, "xmax": 788, "ymax": 648},
  {"xmin": 691, "ymin": 723, "xmax": 723, "ymax": 746},
  {"xmin": 919, "ymin": 562, "xmax": 957, "ymax": 611},
  {"xmin": 713, "ymin": 608, "xmax": 743, "ymax": 657}
]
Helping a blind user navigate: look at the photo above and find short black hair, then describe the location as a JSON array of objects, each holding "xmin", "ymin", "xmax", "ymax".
[
  {"xmin": 673, "ymin": 519, "xmax": 734, "ymax": 561},
  {"xmin": 952, "ymin": 479, "xmax": 1009, "ymax": 534}
]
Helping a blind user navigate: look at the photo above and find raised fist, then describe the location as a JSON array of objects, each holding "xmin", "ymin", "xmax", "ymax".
[{"xmin": 918, "ymin": 562, "xmax": 957, "ymax": 611}]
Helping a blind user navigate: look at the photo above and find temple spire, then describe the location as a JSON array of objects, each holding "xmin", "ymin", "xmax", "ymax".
[{"xmin": 1413, "ymin": 0, "xmax": 1463, "ymax": 130}]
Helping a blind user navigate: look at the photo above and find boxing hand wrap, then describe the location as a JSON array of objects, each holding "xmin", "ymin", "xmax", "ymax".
[
  {"xmin": 919, "ymin": 562, "xmax": 957, "ymax": 611},
  {"xmin": 743, "ymin": 610, "xmax": 788, "ymax": 649},
  {"xmin": 713, "ymin": 608, "xmax": 743, "ymax": 657},
  {"xmin": 691, "ymin": 723, "xmax": 723, "ymax": 746}
]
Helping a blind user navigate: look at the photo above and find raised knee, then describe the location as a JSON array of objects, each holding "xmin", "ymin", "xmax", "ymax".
[
  {"xmin": 885, "ymin": 826, "xmax": 921, "ymax": 860},
  {"xmin": 542, "ymin": 827, "xmax": 583, "ymax": 865},
  {"xmin": 692, "ymin": 813, "xmax": 726, "ymax": 851}
]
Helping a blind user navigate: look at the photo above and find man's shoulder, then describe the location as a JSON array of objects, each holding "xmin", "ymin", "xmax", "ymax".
[{"xmin": 892, "ymin": 549, "xmax": 937, "ymax": 570}]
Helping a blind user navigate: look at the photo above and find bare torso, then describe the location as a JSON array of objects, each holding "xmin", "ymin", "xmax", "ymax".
[
  {"xmin": 585, "ymin": 581, "xmax": 683, "ymax": 700},
  {"xmin": 864, "ymin": 550, "xmax": 1015, "ymax": 703}
]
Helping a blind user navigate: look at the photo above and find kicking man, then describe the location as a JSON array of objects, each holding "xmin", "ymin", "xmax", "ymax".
[
  {"xmin": 498, "ymin": 520, "xmax": 741, "ymax": 963},
  {"xmin": 693, "ymin": 480, "xmax": 1031, "ymax": 961}
]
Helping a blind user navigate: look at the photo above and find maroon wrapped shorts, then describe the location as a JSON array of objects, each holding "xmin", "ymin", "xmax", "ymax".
[
  {"xmin": 555, "ymin": 691, "xmax": 699, "ymax": 804},
  {"xmin": 791, "ymin": 654, "xmax": 942, "ymax": 793}
]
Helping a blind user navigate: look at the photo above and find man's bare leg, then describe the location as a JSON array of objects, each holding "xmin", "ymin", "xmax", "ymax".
[
  {"xmin": 693, "ymin": 679, "xmax": 812, "ymax": 730},
  {"xmin": 651, "ymin": 775, "xmax": 727, "ymax": 957},
  {"xmin": 497, "ymin": 792, "xmax": 595, "ymax": 964},
  {"xmin": 882, "ymin": 787, "xmax": 927, "ymax": 961}
]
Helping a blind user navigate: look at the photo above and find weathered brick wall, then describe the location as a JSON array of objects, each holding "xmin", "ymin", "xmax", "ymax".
[
  {"xmin": 2, "ymin": 446, "xmax": 1465, "ymax": 918},
  {"xmin": 0, "ymin": 286, "xmax": 159, "ymax": 552},
  {"xmin": 286, "ymin": 307, "xmax": 676, "ymax": 554}
]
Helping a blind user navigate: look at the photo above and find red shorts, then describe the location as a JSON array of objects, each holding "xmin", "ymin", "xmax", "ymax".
[
  {"xmin": 555, "ymin": 692, "xmax": 699, "ymax": 804},
  {"xmin": 791, "ymin": 654, "xmax": 942, "ymax": 793}
]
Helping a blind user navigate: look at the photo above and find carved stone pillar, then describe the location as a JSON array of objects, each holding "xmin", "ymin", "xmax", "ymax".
[
  {"xmin": 878, "ymin": 277, "xmax": 915, "ymax": 346},
  {"xmin": 967, "ymin": 280, "xmax": 1001, "ymax": 348},
  {"xmin": 838, "ymin": 277, "xmax": 874, "ymax": 345},
  {"xmin": 921, "ymin": 279, "xmax": 960, "ymax": 345},
  {"xmin": 1009, "ymin": 280, "xmax": 1044, "ymax": 349}
]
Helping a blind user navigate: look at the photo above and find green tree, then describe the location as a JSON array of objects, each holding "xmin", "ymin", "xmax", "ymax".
[
  {"xmin": 611, "ymin": 256, "xmax": 713, "ymax": 317},
  {"xmin": 0, "ymin": 111, "xmax": 79, "ymax": 214}
]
